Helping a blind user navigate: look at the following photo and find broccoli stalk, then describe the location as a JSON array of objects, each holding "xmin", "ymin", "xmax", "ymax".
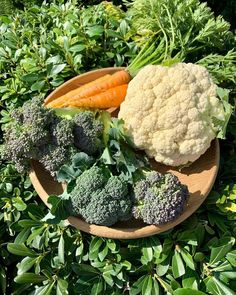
[{"xmin": 132, "ymin": 171, "xmax": 189, "ymax": 225}]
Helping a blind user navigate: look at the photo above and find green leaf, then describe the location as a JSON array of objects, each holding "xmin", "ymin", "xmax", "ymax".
[
  {"xmin": 180, "ymin": 249, "xmax": 195, "ymax": 270},
  {"xmin": 14, "ymin": 228, "xmax": 31, "ymax": 244},
  {"xmin": 18, "ymin": 220, "xmax": 42, "ymax": 228},
  {"xmin": 27, "ymin": 204, "xmax": 45, "ymax": 220},
  {"xmin": 27, "ymin": 226, "xmax": 45, "ymax": 245},
  {"xmin": 12, "ymin": 197, "xmax": 27, "ymax": 211},
  {"xmin": 214, "ymin": 87, "xmax": 233, "ymax": 139},
  {"xmin": 182, "ymin": 269, "xmax": 198, "ymax": 290},
  {"xmin": 156, "ymin": 256, "xmax": 170, "ymax": 276},
  {"xmin": 50, "ymin": 64, "xmax": 66, "ymax": 76},
  {"xmin": 100, "ymin": 147, "xmax": 115, "ymax": 165},
  {"xmin": 91, "ymin": 278, "xmax": 103, "ymax": 295},
  {"xmin": 106, "ymin": 240, "xmax": 117, "ymax": 252},
  {"xmin": 72, "ymin": 264, "xmax": 100, "ymax": 276},
  {"xmin": 209, "ymin": 237, "xmax": 235, "ymax": 265},
  {"xmin": 226, "ymin": 251, "xmax": 236, "ymax": 267},
  {"xmin": 86, "ymin": 25, "xmax": 104, "ymax": 37},
  {"xmin": 69, "ymin": 44, "xmax": 86, "ymax": 53},
  {"xmin": 98, "ymin": 245, "xmax": 108, "ymax": 262},
  {"xmin": 0, "ymin": 266, "xmax": 6, "ymax": 295},
  {"xmin": 213, "ymin": 261, "xmax": 232, "ymax": 272},
  {"xmin": 172, "ymin": 251, "xmax": 185, "ymax": 278},
  {"xmin": 34, "ymin": 282, "xmax": 55, "ymax": 295},
  {"xmin": 21, "ymin": 73, "xmax": 39, "ymax": 82},
  {"xmin": 194, "ymin": 252, "xmax": 205, "ymax": 262},
  {"xmin": 57, "ymin": 165, "xmax": 76, "ymax": 183},
  {"xmin": 7, "ymin": 243, "xmax": 37, "ymax": 257},
  {"xmin": 17, "ymin": 257, "xmax": 37, "ymax": 275},
  {"xmin": 130, "ymin": 275, "xmax": 146, "ymax": 295},
  {"xmin": 142, "ymin": 245, "xmax": 153, "ymax": 263},
  {"xmin": 44, "ymin": 195, "xmax": 70, "ymax": 223},
  {"xmin": 173, "ymin": 289, "xmax": 206, "ymax": 295},
  {"xmin": 206, "ymin": 276, "xmax": 236, "ymax": 295},
  {"xmin": 30, "ymin": 80, "xmax": 45, "ymax": 91},
  {"xmin": 14, "ymin": 273, "xmax": 47, "ymax": 284},
  {"xmin": 58, "ymin": 234, "xmax": 65, "ymax": 264},
  {"xmin": 89, "ymin": 237, "xmax": 103, "ymax": 260},
  {"xmin": 72, "ymin": 152, "xmax": 94, "ymax": 170},
  {"xmin": 57, "ymin": 278, "xmax": 68, "ymax": 295},
  {"xmin": 157, "ymin": 277, "xmax": 172, "ymax": 293},
  {"xmin": 102, "ymin": 267, "xmax": 114, "ymax": 286},
  {"xmin": 142, "ymin": 275, "xmax": 153, "ymax": 295},
  {"xmin": 177, "ymin": 231, "xmax": 198, "ymax": 246},
  {"xmin": 220, "ymin": 271, "xmax": 236, "ymax": 279},
  {"xmin": 152, "ymin": 278, "xmax": 160, "ymax": 295}
]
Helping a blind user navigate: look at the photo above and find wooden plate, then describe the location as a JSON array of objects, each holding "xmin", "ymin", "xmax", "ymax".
[{"xmin": 30, "ymin": 67, "xmax": 220, "ymax": 239}]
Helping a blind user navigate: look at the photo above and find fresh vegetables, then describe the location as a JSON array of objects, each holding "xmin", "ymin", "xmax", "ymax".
[
  {"xmin": 68, "ymin": 84, "xmax": 128, "ymax": 108},
  {"xmin": 46, "ymin": 119, "xmax": 189, "ymax": 226},
  {"xmin": 67, "ymin": 166, "xmax": 133, "ymax": 226},
  {"xmin": 119, "ymin": 63, "xmax": 232, "ymax": 166},
  {"xmin": 1, "ymin": 97, "xmax": 189, "ymax": 226},
  {"xmin": 1, "ymin": 100, "xmax": 104, "ymax": 177},
  {"xmin": 1, "ymin": 0, "xmax": 236, "ymax": 294},
  {"xmin": 46, "ymin": 70, "xmax": 131, "ymax": 108},
  {"xmin": 44, "ymin": 74, "xmax": 112, "ymax": 106},
  {"xmin": 133, "ymin": 171, "xmax": 189, "ymax": 225}
]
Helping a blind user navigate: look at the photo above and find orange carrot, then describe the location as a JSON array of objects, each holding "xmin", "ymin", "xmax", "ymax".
[
  {"xmin": 68, "ymin": 84, "xmax": 128, "ymax": 109},
  {"xmin": 45, "ymin": 74, "xmax": 111, "ymax": 108},
  {"xmin": 47, "ymin": 70, "xmax": 131, "ymax": 108}
]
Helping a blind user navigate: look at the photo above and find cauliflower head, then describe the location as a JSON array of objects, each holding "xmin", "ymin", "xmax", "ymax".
[{"xmin": 118, "ymin": 63, "xmax": 225, "ymax": 166}]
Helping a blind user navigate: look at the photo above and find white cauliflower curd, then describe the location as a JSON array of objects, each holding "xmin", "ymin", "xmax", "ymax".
[{"xmin": 118, "ymin": 63, "xmax": 226, "ymax": 166}]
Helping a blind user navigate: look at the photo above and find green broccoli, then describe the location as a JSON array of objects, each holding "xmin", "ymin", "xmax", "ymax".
[
  {"xmin": 73, "ymin": 111, "xmax": 104, "ymax": 155},
  {"xmin": 1, "ymin": 100, "xmax": 105, "ymax": 178},
  {"xmin": 132, "ymin": 171, "xmax": 189, "ymax": 225},
  {"xmin": 68, "ymin": 166, "xmax": 133, "ymax": 226},
  {"xmin": 1, "ymin": 98, "xmax": 52, "ymax": 172}
]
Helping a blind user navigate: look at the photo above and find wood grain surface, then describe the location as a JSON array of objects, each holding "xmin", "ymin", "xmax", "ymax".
[{"xmin": 30, "ymin": 67, "xmax": 220, "ymax": 239}]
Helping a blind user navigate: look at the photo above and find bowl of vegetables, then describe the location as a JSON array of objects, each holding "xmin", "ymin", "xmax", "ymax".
[{"xmin": 27, "ymin": 66, "xmax": 221, "ymax": 239}]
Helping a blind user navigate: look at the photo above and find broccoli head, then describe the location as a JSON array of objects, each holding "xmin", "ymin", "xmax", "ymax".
[
  {"xmin": 1, "ymin": 98, "xmax": 52, "ymax": 172},
  {"xmin": 132, "ymin": 171, "xmax": 189, "ymax": 225},
  {"xmin": 1, "ymin": 98, "xmax": 78, "ymax": 177},
  {"xmin": 68, "ymin": 167, "xmax": 133, "ymax": 226},
  {"xmin": 73, "ymin": 111, "xmax": 104, "ymax": 155}
]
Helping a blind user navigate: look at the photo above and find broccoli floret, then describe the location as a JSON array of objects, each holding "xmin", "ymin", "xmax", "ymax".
[
  {"xmin": 133, "ymin": 171, "xmax": 189, "ymax": 225},
  {"xmin": 50, "ymin": 117, "xmax": 74, "ymax": 146},
  {"xmin": 105, "ymin": 175, "xmax": 128, "ymax": 199},
  {"xmin": 39, "ymin": 146, "xmax": 69, "ymax": 178},
  {"xmin": 68, "ymin": 167, "xmax": 132, "ymax": 226},
  {"xmin": 69, "ymin": 166, "xmax": 107, "ymax": 215},
  {"xmin": 73, "ymin": 111, "xmax": 104, "ymax": 155},
  {"xmin": 1, "ymin": 98, "xmax": 52, "ymax": 171}
]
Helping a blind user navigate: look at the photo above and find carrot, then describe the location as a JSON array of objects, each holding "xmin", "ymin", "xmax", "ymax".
[
  {"xmin": 68, "ymin": 84, "xmax": 128, "ymax": 109},
  {"xmin": 47, "ymin": 70, "xmax": 131, "ymax": 108},
  {"xmin": 45, "ymin": 74, "xmax": 111, "ymax": 108}
]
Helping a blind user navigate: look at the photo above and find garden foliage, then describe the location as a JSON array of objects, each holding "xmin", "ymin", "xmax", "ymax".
[{"xmin": 0, "ymin": 1, "xmax": 236, "ymax": 294}]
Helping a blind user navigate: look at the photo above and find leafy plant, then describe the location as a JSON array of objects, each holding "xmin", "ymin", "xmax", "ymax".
[{"xmin": 0, "ymin": 0, "xmax": 236, "ymax": 294}]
